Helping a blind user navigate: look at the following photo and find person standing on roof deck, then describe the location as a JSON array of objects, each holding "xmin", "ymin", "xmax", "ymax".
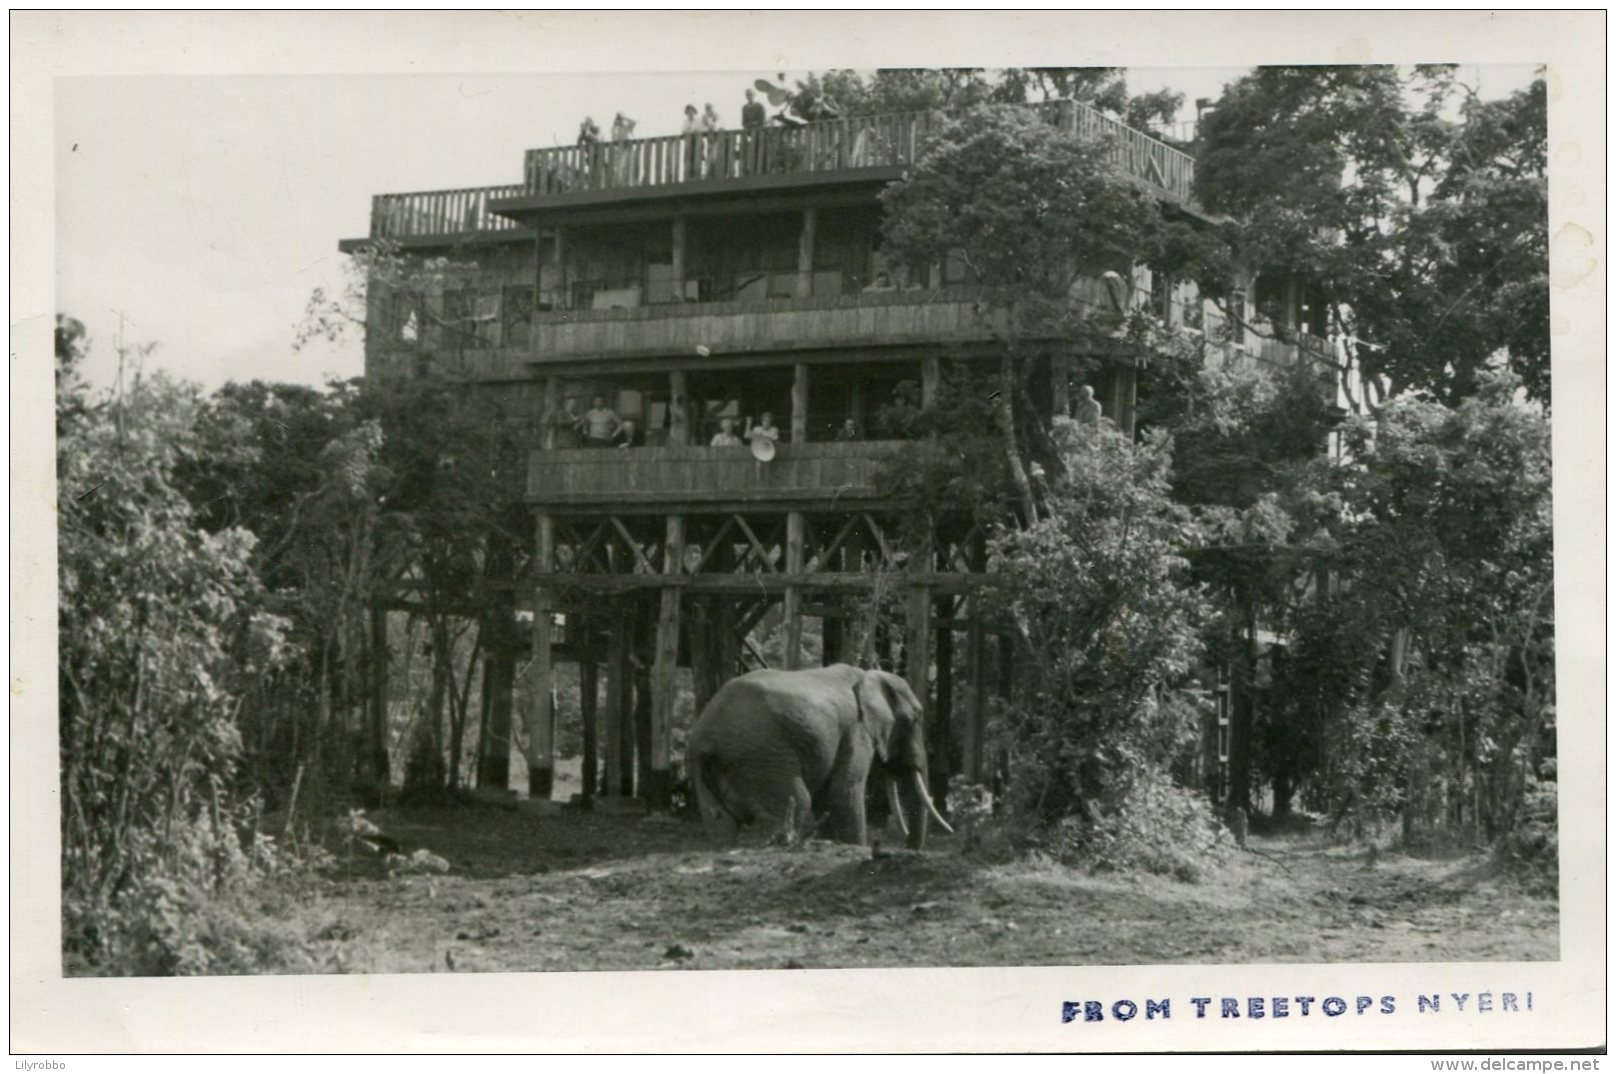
[
  {"xmin": 701, "ymin": 103, "xmax": 722, "ymax": 177},
  {"xmin": 611, "ymin": 112, "xmax": 637, "ymax": 184},
  {"xmin": 681, "ymin": 104, "xmax": 701, "ymax": 178},
  {"xmin": 742, "ymin": 88, "xmax": 767, "ymax": 176}
]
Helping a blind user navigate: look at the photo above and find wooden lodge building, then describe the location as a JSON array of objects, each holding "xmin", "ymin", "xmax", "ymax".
[{"xmin": 339, "ymin": 98, "xmax": 1329, "ymax": 812}]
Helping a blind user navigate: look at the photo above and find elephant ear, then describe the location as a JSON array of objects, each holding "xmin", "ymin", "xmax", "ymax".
[{"xmin": 854, "ymin": 669, "xmax": 898, "ymax": 763}]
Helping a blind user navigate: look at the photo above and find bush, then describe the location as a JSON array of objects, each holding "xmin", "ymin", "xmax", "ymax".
[
  {"xmin": 1047, "ymin": 764, "xmax": 1235, "ymax": 881},
  {"xmin": 1495, "ymin": 773, "xmax": 1557, "ymax": 895}
]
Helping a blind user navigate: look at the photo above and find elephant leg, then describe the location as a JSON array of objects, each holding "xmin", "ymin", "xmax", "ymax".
[
  {"xmin": 823, "ymin": 780, "xmax": 868, "ymax": 846},
  {"xmin": 768, "ymin": 777, "xmax": 815, "ymax": 846}
]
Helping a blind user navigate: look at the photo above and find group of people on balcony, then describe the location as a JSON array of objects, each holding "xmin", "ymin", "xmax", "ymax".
[
  {"xmin": 566, "ymin": 395, "xmax": 796, "ymax": 451},
  {"xmin": 563, "ymin": 85, "xmax": 883, "ymax": 190}
]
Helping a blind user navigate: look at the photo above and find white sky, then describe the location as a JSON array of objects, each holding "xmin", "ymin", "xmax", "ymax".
[{"xmin": 56, "ymin": 64, "xmax": 1536, "ymax": 391}]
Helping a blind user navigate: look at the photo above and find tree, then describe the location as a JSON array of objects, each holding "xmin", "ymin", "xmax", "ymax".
[
  {"xmin": 57, "ymin": 341, "xmax": 294, "ymax": 970},
  {"xmin": 879, "ymin": 103, "xmax": 1165, "ymax": 522},
  {"xmin": 1183, "ymin": 66, "xmax": 1549, "ymax": 405}
]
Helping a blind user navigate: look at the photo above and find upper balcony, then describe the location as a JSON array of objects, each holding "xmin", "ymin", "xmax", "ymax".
[
  {"xmin": 346, "ymin": 100, "xmax": 1199, "ymax": 248},
  {"xmin": 499, "ymin": 99, "xmax": 1196, "ymax": 211}
]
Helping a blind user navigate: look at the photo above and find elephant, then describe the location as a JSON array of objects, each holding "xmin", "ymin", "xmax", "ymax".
[{"xmin": 686, "ymin": 664, "xmax": 953, "ymax": 850}]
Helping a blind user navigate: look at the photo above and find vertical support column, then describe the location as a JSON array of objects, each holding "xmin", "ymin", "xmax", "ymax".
[
  {"xmin": 368, "ymin": 600, "xmax": 391, "ymax": 800},
  {"xmin": 671, "ymin": 215, "xmax": 687, "ymax": 301},
  {"xmin": 783, "ymin": 511, "xmax": 805, "ymax": 670},
  {"xmin": 821, "ymin": 607, "xmax": 843, "ymax": 667},
  {"xmin": 579, "ymin": 630, "xmax": 599, "ymax": 802},
  {"xmin": 540, "ymin": 376, "xmax": 559, "ymax": 450},
  {"xmin": 526, "ymin": 512, "xmax": 556, "ymax": 799},
  {"xmin": 921, "ymin": 354, "xmax": 942, "ymax": 409},
  {"xmin": 603, "ymin": 602, "xmax": 628, "ymax": 797},
  {"xmin": 964, "ymin": 596, "xmax": 987, "ymax": 784},
  {"xmin": 797, "ymin": 206, "xmax": 817, "ymax": 298},
  {"xmin": 554, "ymin": 226, "xmax": 568, "ymax": 310},
  {"xmin": 901, "ymin": 568, "xmax": 935, "ymax": 849},
  {"xmin": 931, "ymin": 600, "xmax": 954, "ymax": 808},
  {"xmin": 790, "ymin": 362, "xmax": 808, "ymax": 444},
  {"xmin": 649, "ymin": 515, "xmax": 684, "ymax": 811},
  {"xmin": 669, "ymin": 367, "xmax": 689, "ymax": 446}
]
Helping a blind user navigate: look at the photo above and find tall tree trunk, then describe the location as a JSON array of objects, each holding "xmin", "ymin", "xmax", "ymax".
[{"xmin": 996, "ymin": 351, "xmax": 1039, "ymax": 526}]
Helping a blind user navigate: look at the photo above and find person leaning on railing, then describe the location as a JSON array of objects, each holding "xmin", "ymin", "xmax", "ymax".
[{"xmin": 709, "ymin": 417, "xmax": 743, "ymax": 447}]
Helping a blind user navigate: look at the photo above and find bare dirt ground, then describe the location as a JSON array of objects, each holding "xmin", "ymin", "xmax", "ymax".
[{"xmin": 292, "ymin": 803, "xmax": 1558, "ymax": 975}]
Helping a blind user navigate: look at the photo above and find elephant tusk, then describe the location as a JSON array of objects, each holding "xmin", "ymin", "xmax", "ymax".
[
  {"xmin": 911, "ymin": 769, "xmax": 954, "ymax": 835},
  {"xmin": 887, "ymin": 777, "xmax": 910, "ymax": 838}
]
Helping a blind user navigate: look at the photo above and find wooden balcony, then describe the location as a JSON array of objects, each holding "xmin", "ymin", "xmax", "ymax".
[
  {"xmin": 362, "ymin": 183, "xmax": 530, "ymax": 244},
  {"xmin": 502, "ymin": 99, "xmax": 1197, "ymax": 210},
  {"xmin": 526, "ymin": 441, "xmax": 905, "ymax": 509},
  {"xmin": 530, "ymin": 286, "xmax": 998, "ymax": 363}
]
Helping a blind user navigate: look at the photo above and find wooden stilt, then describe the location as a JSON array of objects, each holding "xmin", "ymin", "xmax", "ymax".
[
  {"xmin": 603, "ymin": 601, "xmax": 627, "ymax": 797},
  {"xmin": 648, "ymin": 515, "xmax": 684, "ymax": 810},
  {"xmin": 930, "ymin": 600, "xmax": 953, "ymax": 807},
  {"xmin": 964, "ymin": 598, "xmax": 987, "ymax": 784},
  {"xmin": 579, "ymin": 633, "xmax": 599, "ymax": 802},
  {"xmin": 783, "ymin": 510, "xmax": 805, "ymax": 669},
  {"xmin": 526, "ymin": 512, "xmax": 556, "ymax": 799}
]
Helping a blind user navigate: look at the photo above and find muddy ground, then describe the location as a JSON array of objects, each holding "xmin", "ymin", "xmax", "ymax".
[{"xmin": 290, "ymin": 802, "xmax": 1558, "ymax": 975}]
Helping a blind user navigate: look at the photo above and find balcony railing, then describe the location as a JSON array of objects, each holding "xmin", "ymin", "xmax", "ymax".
[
  {"xmin": 531, "ymin": 286, "xmax": 996, "ymax": 361},
  {"xmin": 369, "ymin": 184, "xmax": 528, "ymax": 241},
  {"xmin": 520, "ymin": 99, "xmax": 1196, "ymax": 204},
  {"xmin": 526, "ymin": 441, "xmax": 904, "ymax": 507}
]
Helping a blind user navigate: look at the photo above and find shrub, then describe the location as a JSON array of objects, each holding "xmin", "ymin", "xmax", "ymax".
[{"xmin": 1049, "ymin": 764, "xmax": 1235, "ymax": 881}]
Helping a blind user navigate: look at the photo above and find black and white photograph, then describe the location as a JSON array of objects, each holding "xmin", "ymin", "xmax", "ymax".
[{"xmin": 13, "ymin": 10, "xmax": 1604, "ymax": 1055}]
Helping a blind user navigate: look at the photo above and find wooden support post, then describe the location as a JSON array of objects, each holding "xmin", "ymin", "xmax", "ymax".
[
  {"xmin": 921, "ymin": 354, "xmax": 942, "ymax": 409},
  {"xmin": 579, "ymin": 634, "xmax": 599, "ymax": 802},
  {"xmin": 689, "ymin": 597, "xmax": 715, "ymax": 715},
  {"xmin": 603, "ymin": 600, "xmax": 627, "ymax": 797},
  {"xmin": 783, "ymin": 511, "xmax": 805, "ymax": 670},
  {"xmin": 540, "ymin": 376, "xmax": 559, "ymax": 450},
  {"xmin": 964, "ymin": 599, "xmax": 987, "ymax": 784},
  {"xmin": 633, "ymin": 623, "xmax": 652, "ymax": 801},
  {"xmin": 669, "ymin": 367, "xmax": 689, "ymax": 446},
  {"xmin": 368, "ymin": 601, "xmax": 391, "ymax": 800},
  {"xmin": 478, "ymin": 641, "xmax": 515, "ymax": 790},
  {"xmin": 554, "ymin": 226, "xmax": 568, "ymax": 308},
  {"xmin": 790, "ymin": 362, "xmax": 808, "ymax": 444},
  {"xmin": 797, "ymin": 206, "xmax": 817, "ymax": 298},
  {"xmin": 649, "ymin": 516, "xmax": 685, "ymax": 810},
  {"xmin": 930, "ymin": 601, "xmax": 954, "ymax": 808},
  {"xmin": 526, "ymin": 513, "xmax": 556, "ymax": 799},
  {"xmin": 671, "ymin": 215, "xmax": 687, "ymax": 299},
  {"xmin": 821, "ymin": 605, "xmax": 843, "ymax": 668}
]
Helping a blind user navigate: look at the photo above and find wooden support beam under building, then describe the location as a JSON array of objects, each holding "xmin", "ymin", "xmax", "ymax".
[
  {"xmin": 526, "ymin": 512, "xmax": 557, "ymax": 798},
  {"xmin": 603, "ymin": 600, "xmax": 628, "ymax": 796},
  {"xmin": 648, "ymin": 517, "xmax": 685, "ymax": 810},
  {"xmin": 579, "ymin": 633, "xmax": 599, "ymax": 802},
  {"xmin": 930, "ymin": 599, "xmax": 954, "ymax": 808},
  {"xmin": 782, "ymin": 510, "xmax": 805, "ymax": 669},
  {"xmin": 963, "ymin": 595, "xmax": 987, "ymax": 785}
]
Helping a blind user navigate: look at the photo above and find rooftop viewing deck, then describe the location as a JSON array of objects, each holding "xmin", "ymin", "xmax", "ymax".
[{"xmin": 362, "ymin": 100, "xmax": 1197, "ymax": 242}]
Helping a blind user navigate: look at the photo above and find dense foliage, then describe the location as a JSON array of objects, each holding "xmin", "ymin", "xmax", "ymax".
[{"xmin": 873, "ymin": 70, "xmax": 1554, "ymax": 878}]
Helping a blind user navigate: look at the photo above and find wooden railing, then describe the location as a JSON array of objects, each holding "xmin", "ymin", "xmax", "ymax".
[
  {"xmin": 521, "ymin": 100, "xmax": 1197, "ymax": 204},
  {"xmin": 369, "ymin": 184, "xmax": 527, "ymax": 240},
  {"xmin": 532, "ymin": 287, "xmax": 996, "ymax": 360},
  {"xmin": 526, "ymin": 441, "xmax": 905, "ymax": 506}
]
